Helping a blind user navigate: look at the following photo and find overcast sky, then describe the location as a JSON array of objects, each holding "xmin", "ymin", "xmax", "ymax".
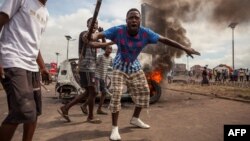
[{"xmin": 0, "ymin": 0, "xmax": 250, "ymax": 69}]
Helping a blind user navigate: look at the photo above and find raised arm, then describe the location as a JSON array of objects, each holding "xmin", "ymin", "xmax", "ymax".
[{"xmin": 158, "ymin": 35, "xmax": 200, "ymax": 58}]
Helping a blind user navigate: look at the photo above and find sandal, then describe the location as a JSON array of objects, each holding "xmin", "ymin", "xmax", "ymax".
[
  {"xmin": 57, "ymin": 108, "xmax": 71, "ymax": 122},
  {"xmin": 97, "ymin": 109, "xmax": 108, "ymax": 115},
  {"xmin": 86, "ymin": 118, "xmax": 102, "ymax": 124},
  {"xmin": 80, "ymin": 105, "xmax": 88, "ymax": 115}
]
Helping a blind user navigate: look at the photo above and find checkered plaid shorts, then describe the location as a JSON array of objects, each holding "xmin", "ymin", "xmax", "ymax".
[{"xmin": 109, "ymin": 69, "xmax": 150, "ymax": 113}]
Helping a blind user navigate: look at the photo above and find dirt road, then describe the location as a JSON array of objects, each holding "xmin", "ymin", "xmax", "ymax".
[{"xmin": 0, "ymin": 83, "xmax": 250, "ymax": 141}]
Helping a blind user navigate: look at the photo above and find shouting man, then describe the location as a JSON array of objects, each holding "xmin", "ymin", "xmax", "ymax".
[{"xmin": 85, "ymin": 8, "xmax": 200, "ymax": 141}]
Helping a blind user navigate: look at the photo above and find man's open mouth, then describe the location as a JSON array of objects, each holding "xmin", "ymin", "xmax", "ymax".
[{"xmin": 131, "ymin": 24, "xmax": 138, "ymax": 28}]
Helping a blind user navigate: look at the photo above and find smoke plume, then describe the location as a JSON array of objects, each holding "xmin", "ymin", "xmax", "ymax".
[
  {"xmin": 210, "ymin": 0, "xmax": 250, "ymax": 26},
  {"xmin": 140, "ymin": 0, "xmax": 250, "ymax": 70}
]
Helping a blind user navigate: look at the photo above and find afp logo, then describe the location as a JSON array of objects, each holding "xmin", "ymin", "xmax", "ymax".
[{"xmin": 224, "ymin": 125, "xmax": 250, "ymax": 141}]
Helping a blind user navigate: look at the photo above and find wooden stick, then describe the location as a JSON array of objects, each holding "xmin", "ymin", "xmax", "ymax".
[{"xmin": 80, "ymin": 0, "xmax": 102, "ymax": 61}]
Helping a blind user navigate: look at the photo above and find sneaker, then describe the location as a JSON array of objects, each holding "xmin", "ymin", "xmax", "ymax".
[
  {"xmin": 110, "ymin": 126, "xmax": 121, "ymax": 141},
  {"xmin": 130, "ymin": 117, "xmax": 150, "ymax": 129}
]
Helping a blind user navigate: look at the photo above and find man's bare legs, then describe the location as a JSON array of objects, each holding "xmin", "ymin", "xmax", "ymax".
[
  {"xmin": 0, "ymin": 121, "xmax": 37, "ymax": 141},
  {"xmin": 0, "ymin": 123, "xmax": 18, "ymax": 141},
  {"xmin": 23, "ymin": 121, "xmax": 37, "ymax": 141},
  {"xmin": 96, "ymin": 92, "xmax": 107, "ymax": 115},
  {"xmin": 132, "ymin": 106, "xmax": 141, "ymax": 118},
  {"xmin": 130, "ymin": 107, "xmax": 150, "ymax": 128},
  {"xmin": 110, "ymin": 107, "xmax": 150, "ymax": 140},
  {"xmin": 59, "ymin": 84, "xmax": 101, "ymax": 123},
  {"xmin": 110, "ymin": 107, "xmax": 140, "ymax": 141},
  {"xmin": 112, "ymin": 112, "xmax": 119, "ymax": 126},
  {"xmin": 110, "ymin": 112, "xmax": 121, "ymax": 140},
  {"xmin": 59, "ymin": 92, "xmax": 88, "ymax": 121},
  {"xmin": 85, "ymin": 86, "xmax": 99, "ymax": 122}
]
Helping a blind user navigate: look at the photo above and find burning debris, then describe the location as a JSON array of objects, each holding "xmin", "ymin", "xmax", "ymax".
[{"xmin": 147, "ymin": 67, "xmax": 163, "ymax": 83}]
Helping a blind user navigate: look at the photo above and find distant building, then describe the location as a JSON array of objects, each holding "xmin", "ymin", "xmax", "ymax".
[
  {"xmin": 173, "ymin": 63, "xmax": 186, "ymax": 75},
  {"xmin": 141, "ymin": 3, "xmax": 147, "ymax": 27},
  {"xmin": 190, "ymin": 65, "xmax": 202, "ymax": 76},
  {"xmin": 141, "ymin": 3, "xmax": 151, "ymax": 27}
]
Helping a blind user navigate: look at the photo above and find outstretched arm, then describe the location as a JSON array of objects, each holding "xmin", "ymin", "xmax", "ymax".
[
  {"xmin": 89, "ymin": 41, "xmax": 114, "ymax": 48},
  {"xmin": 158, "ymin": 35, "xmax": 200, "ymax": 58},
  {"xmin": 98, "ymin": 27, "xmax": 106, "ymax": 43},
  {"xmin": 82, "ymin": 31, "xmax": 114, "ymax": 48},
  {"xmin": 92, "ymin": 32, "xmax": 105, "ymax": 41}
]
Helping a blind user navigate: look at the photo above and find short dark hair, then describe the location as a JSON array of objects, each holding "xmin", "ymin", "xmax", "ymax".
[{"xmin": 126, "ymin": 8, "xmax": 140, "ymax": 17}]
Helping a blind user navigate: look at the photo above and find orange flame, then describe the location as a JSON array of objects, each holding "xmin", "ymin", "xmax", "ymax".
[{"xmin": 148, "ymin": 68, "xmax": 163, "ymax": 83}]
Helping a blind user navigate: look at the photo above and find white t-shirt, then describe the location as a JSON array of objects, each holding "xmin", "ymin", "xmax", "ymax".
[{"xmin": 0, "ymin": 0, "xmax": 49, "ymax": 72}]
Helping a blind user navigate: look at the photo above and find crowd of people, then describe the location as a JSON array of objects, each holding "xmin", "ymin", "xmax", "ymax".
[
  {"xmin": 205, "ymin": 68, "xmax": 249, "ymax": 83},
  {"xmin": 188, "ymin": 67, "xmax": 250, "ymax": 86},
  {"xmin": 0, "ymin": 1, "xmax": 200, "ymax": 140}
]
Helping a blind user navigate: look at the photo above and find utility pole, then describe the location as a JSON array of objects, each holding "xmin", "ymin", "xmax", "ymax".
[
  {"xmin": 228, "ymin": 22, "xmax": 238, "ymax": 70},
  {"xmin": 55, "ymin": 52, "xmax": 59, "ymax": 67},
  {"xmin": 65, "ymin": 35, "xmax": 76, "ymax": 60}
]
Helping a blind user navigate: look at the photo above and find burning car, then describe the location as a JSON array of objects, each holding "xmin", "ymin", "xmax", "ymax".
[{"xmin": 55, "ymin": 53, "xmax": 162, "ymax": 104}]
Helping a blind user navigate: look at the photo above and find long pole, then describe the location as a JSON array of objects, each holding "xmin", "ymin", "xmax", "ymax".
[
  {"xmin": 67, "ymin": 39, "xmax": 69, "ymax": 60},
  {"xmin": 57, "ymin": 55, "xmax": 58, "ymax": 65},
  {"xmin": 232, "ymin": 28, "xmax": 235, "ymax": 70},
  {"xmin": 65, "ymin": 35, "xmax": 72, "ymax": 60},
  {"xmin": 228, "ymin": 22, "xmax": 237, "ymax": 70},
  {"xmin": 56, "ymin": 52, "xmax": 59, "ymax": 66}
]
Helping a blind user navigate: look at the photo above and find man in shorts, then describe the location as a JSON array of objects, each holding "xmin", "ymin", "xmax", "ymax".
[
  {"xmin": 58, "ymin": 18, "xmax": 106, "ymax": 123},
  {"xmin": 0, "ymin": 0, "xmax": 49, "ymax": 141},
  {"xmin": 80, "ymin": 46, "xmax": 113, "ymax": 115},
  {"xmin": 88, "ymin": 8, "xmax": 200, "ymax": 140},
  {"xmin": 93, "ymin": 46, "xmax": 113, "ymax": 115}
]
